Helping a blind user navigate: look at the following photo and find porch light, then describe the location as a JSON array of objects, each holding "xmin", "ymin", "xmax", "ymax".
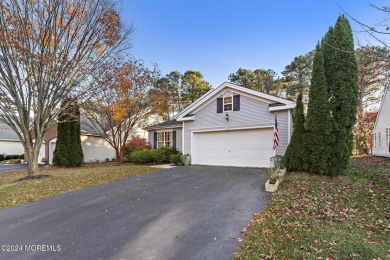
[{"xmin": 225, "ymin": 113, "xmax": 229, "ymax": 122}]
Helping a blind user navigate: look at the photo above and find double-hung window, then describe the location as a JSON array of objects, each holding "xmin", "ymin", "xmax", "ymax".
[
  {"xmin": 223, "ymin": 94, "xmax": 233, "ymax": 112},
  {"xmin": 157, "ymin": 131, "xmax": 172, "ymax": 148}
]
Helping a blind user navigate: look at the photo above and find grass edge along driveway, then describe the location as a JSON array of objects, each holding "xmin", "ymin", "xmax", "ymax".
[
  {"xmin": 235, "ymin": 156, "xmax": 390, "ymax": 259},
  {"xmin": 0, "ymin": 163, "xmax": 161, "ymax": 209}
]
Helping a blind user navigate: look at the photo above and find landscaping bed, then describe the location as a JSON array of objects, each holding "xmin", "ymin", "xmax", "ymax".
[
  {"xmin": 0, "ymin": 163, "xmax": 161, "ymax": 209},
  {"xmin": 235, "ymin": 156, "xmax": 390, "ymax": 259}
]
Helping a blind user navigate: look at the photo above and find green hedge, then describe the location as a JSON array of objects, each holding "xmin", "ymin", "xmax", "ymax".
[
  {"xmin": 170, "ymin": 153, "xmax": 183, "ymax": 165},
  {"xmin": 0, "ymin": 154, "xmax": 4, "ymax": 161},
  {"xmin": 130, "ymin": 147, "xmax": 179, "ymax": 164},
  {"xmin": 130, "ymin": 150, "xmax": 154, "ymax": 164},
  {"xmin": 4, "ymin": 154, "xmax": 23, "ymax": 160}
]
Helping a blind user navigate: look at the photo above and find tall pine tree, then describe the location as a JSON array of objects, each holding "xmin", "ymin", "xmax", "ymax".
[
  {"xmin": 53, "ymin": 97, "xmax": 84, "ymax": 167},
  {"xmin": 322, "ymin": 16, "xmax": 358, "ymax": 175},
  {"xmin": 303, "ymin": 44, "xmax": 332, "ymax": 174},
  {"xmin": 283, "ymin": 92, "xmax": 305, "ymax": 171}
]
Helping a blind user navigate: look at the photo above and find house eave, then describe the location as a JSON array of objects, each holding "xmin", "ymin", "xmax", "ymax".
[
  {"xmin": 176, "ymin": 116, "xmax": 194, "ymax": 122},
  {"xmin": 269, "ymin": 104, "xmax": 296, "ymax": 112},
  {"xmin": 0, "ymin": 139, "xmax": 20, "ymax": 142},
  {"xmin": 144, "ymin": 125, "xmax": 183, "ymax": 131}
]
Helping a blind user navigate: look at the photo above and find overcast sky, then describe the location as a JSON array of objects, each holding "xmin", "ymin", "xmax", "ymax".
[{"xmin": 122, "ymin": 0, "xmax": 385, "ymax": 87}]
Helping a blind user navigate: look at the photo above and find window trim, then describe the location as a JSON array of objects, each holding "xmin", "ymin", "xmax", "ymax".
[
  {"xmin": 223, "ymin": 94, "xmax": 233, "ymax": 112},
  {"xmin": 157, "ymin": 130, "xmax": 172, "ymax": 148}
]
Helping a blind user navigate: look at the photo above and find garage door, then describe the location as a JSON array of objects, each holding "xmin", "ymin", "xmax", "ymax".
[{"xmin": 192, "ymin": 128, "xmax": 273, "ymax": 167}]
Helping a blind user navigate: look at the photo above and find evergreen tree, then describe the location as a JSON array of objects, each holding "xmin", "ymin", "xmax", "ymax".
[
  {"xmin": 303, "ymin": 44, "xmax": 332, "ymax": 174},
  {"xmin": 322, "ymin": 16, "xmax": 358, "ymax": 175},
  {"xmin": 283, "ymin": 92, "xmax": 306, "ymax": 171},
  {"xmin": 53, "ymin": 98, "xmax": 71, "ymax": 166},
  {"xmin": 69, "ymin": 98, "xmax": 84, "ymax": 166},
  {"xmin": 53, "ymin": 97, "xmax": 84, "ymax": 166}
]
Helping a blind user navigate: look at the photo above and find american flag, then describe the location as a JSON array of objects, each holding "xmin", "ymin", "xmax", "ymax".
[{"xmin": 273, "ymin": 115, "xmax": 279, "ymax": 150}]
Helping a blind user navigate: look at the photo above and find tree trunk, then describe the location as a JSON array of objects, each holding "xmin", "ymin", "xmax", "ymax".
[
  {"xmin": 26, "ymin": 146, "xmax": 40, "ymax": 176},
  {"xmin": 115, "ymin": 148, "xmax": 122, "ymax": 166}
]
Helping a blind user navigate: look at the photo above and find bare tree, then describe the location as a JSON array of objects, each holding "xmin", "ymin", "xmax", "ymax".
[
  {"xmin": 83, "ymin": 59, "xmax": 159, "ymax": 165},
  {"xmin": 0, "ymin": 0, "xmax": 132, "ymax": 177},
  {"xmin": 356, "ymin": 46, "xmax": 390, "ymax": 112}
]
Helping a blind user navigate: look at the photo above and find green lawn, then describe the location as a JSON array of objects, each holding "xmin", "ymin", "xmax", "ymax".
[
  {"xmin": 235, "ymin": 156, "xmax": 390, "ymax": 259},
  {"xmin": 0, "ymin": 163, "xmax": 161, "ymax": 209}
]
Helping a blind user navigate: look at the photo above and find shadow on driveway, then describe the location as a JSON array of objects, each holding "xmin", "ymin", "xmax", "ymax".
[{"xmin": 0, "ymin": 165, "xmax": 271, "ymax": 260}]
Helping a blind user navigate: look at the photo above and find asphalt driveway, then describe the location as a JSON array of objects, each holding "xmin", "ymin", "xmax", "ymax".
[
  {"xmin": 0, "ymin": 166, "xmax": 271, "ymax": 260},
  {"xmin": 0, "ymin": 164, "xmax": 43, "ymax": 172}
]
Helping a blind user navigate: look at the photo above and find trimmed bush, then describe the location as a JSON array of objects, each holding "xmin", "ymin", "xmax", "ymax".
[
  {"xmin": 124, "ymin": 136, "xmax": 151, "ymax": 162},
  {"xmin": 5, "ymin": 154, "xmax": 21, "ymax": 160},
  {"xmin": 170, "ymin": 153, "xmax": 183, "ymax": 165},
  {"xmin": 152, "ymin": 147, "xmax": 178, "ymax": 163},
  {"xmin": 0, "ymin": 154, "xmax": 4, "ymax": 161},
  {"xmin": 130, "ymin": 150, "xmax": 154, "ymax": 164}
]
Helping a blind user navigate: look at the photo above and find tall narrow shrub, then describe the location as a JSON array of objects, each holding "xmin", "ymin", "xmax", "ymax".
[
  {"xmin": 283, "ymin": 92, "xmax": 306, "ymax": 171},
  {"xmin": 69, "ymin": 98, "xmax": 84, "ymax": 166},
  {"xmin": 303, "ymin": 44, "xmax": 332, "ymax": 174},
  {"xmin": 322, "ymin": 16, "xmax": 358, "ymax": 175},
  {"xmin": 53, "ymin": 98, "xmax": 71, "ymax": 166},
  {"xmin": 53, "ymin": 97, "xmax": 84, "ymax": 166}
]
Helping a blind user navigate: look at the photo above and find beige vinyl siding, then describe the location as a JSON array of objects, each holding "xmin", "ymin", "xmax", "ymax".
[
  {"xmin": 374, "ymin": 88, "xmax": 390, "ymax": 157},
  {"xmin": 0, "ymin": 140, "xmax": 24, "ymax": 155},
  {"xmin": 184, "ymin": 94, "xmax": 291, "ymax": 156},
  {"xmin": 80, "ymin": 135, "xmax": 116, "ymax": 162}
]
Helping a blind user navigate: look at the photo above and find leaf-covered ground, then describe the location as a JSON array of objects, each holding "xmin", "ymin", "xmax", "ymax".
[
  {"xmin": 235, "ymin": 157, "xmax": 390, "ymax": 259},
  {"xmin": 0, "ymin": 163, "xmax": 161, "ymax": 209}
]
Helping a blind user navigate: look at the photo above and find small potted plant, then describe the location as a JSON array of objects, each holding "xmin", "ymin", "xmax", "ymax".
[
  {"xmin": 181, "ymin": 154, "xmax": 191, "ymax": 166},
  {"xmin": 265, "ymin": 174, "xmax": 280, "ymax": 192}
]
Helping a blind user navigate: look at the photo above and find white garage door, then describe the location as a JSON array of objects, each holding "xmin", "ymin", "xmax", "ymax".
[{"xmin": 192, "ymin": 128, "xmax": 273, "ymax": 167}]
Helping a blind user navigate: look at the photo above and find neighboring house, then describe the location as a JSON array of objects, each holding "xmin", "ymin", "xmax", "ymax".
[
  {"xmin": 131, "ymin": 114, "xmax": 163, "ymax": 140},
  {"xmin": 145, "ymin": 82, "xmax": 296, "ymax": 167},
  {"xmin": 34, "ymin": 119, "xmax": 116, "ymax": 164},
  {"xmin": 0, "ymin": 123, "xmax": 24, "ymax": 155},
  {"xmin": 373, "ymin": 85, "xmax": 390, "ymax": 157}
]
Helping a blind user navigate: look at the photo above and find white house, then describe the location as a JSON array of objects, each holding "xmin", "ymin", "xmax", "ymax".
[
  {"xmin": 373, "ymin": 85, "xmax": 390, "ymax": 157},
  {"xmin": 145, "ymin": 82, "xmax": 296, "ymax": 167},
  {"xmin": 0, "ymin": 123, "xmax": 24, "ymax": 156}
]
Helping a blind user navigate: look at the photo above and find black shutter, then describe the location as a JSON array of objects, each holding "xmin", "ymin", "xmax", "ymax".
[
  {"xmin": 153, "ymin": 132, "xmax": 157, "ymax": 149},
  {"xmin": 173, "ymin": 131, "xmax": 176, "ymax": 149},
  {"xmin": 233, "ymin": 95, "xmax": 240, "ymax": 111},
  {"xmin": 217, "ymin": 97, "xmax": 223, "ymax": 113}
]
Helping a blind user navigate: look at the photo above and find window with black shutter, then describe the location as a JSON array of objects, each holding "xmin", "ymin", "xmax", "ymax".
[
  {"xmin": 153, "ymin": 132, "xmax": 157, "ymax": 149},
  {"xmin": 233, "ymin": 95, "xmax": 240, "ymax": 111},
  {"xmin": 217, "ymin": 98, "xmax": 223, "ymax": 113},
  {"xmin": 173, "ymin": 131, "xmax": 176, "ymax": 149}
]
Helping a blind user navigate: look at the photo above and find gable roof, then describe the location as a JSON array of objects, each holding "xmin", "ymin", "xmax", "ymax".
[
  {"xmin": 144, "ymin": 119, "xmax": 183, "ymax": 130},
  {"xmin": 0, "ymin": 123, "xmax": 20, "ymax": 141},
  {"xmin": 174, "ymin": 82, "xmax": 295, "ymax": 121},
  {"xmin": 374, "ymin": 83, "xmax": 390, "ymax": 129}
]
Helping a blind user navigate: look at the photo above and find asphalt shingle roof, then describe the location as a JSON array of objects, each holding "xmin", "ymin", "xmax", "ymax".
[{"xmin": 0, "ymin": 123, "xmax": 19, "ymax": 141}]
